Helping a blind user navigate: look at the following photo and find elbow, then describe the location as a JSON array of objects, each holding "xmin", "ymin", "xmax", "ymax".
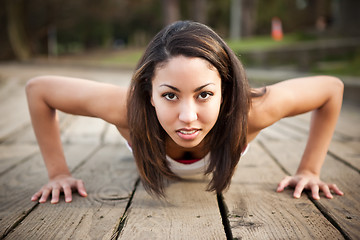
[
  {"xmin": 25, "ymin": 76, "xmax": 48, "ymax": 97},
  {"xmin": 26, "ymin": 76, "xmax": 40, "ymax": 94},
  {"xmin": 330, "ymin": 76, "xmax": 344, "ymax": 95},
  {"xmin": 323, "ymin": 76, "xmax": 344, "ymax": 110},
  {"xmin": 323, "ymin": 76, "xmax": 344, "ymax": 100}
]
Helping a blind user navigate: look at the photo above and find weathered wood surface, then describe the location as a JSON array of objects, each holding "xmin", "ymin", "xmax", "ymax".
[
  {"xmin": 224, "ymin": 142, "xmax": 344, "ymax": 239},
  {"xmin": 0, "ymin": 63, "xmax": 359, "ymax": 239}
]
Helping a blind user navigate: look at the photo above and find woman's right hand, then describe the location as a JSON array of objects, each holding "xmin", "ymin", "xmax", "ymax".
[{"xmin": 31, "ymin": 174, "xmax": 87, "ymax": 204}]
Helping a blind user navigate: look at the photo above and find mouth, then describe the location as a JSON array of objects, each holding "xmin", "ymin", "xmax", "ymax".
[
  {"xmin": 176, "ymin": 128, "xmax": 201, "ymax": 140},
  {"xmin": 178, "ymin": 129, "xmax": 198, "ymax": 135}
]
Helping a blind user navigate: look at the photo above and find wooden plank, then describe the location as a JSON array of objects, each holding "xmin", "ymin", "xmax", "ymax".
[
  {"xmin": 0, "ymin": 81, "xmax": 30, "ymax": 141},
  {"xmin": 271, "ymin": 115, "xmax": 360, "ymax": 172},
  {"xmin": 281, "ymin": 105, "xmax": 360, "ymax": 141},
  {"xmin": 0, "ymin": 144, "xmax": 99, "ymax": 238},
  {"xmin": 119, "ymin": 177, "xmax": 226, "ymax": 239},
  {"xmin": 5, "ymin": 144, "xmax": 138, "ymax": 240},
  {"xmin": 329, "ymin": 141, "xmax": 360, "ymax": 171},
  {"xmin": 3, "ymin": 113, "xmax": 76, "ymax": 145},
  {"xmin": 223, "ymin": 142, "xmax": 343, "ymax": 239},
  {"xmin": 0, "ymin": 76, "xmax": 26, "ymax": 102},
  {"xmin": 61, "ymin": 116, "xmax": 107, "ymax": 145},
  {"xmin": 260, "ymin": 139, "xmax": 360, "ymax": 239},
  {"xmin": 335, "ymin": 104, "xmax": 360, "ymax": 140},
  {"xmin": 103, "ymin": 124, "xmax": 127, "ymax": 145},
  {"xmin": 263, "ymin": 120, "xmax": 307, "ymax": 141},
  {"xmin": 276, "ymin": 115, "xmax": 346, "ymax": 142},
  {"xmin": 0, "ymin": 144, "xmax": 38, "ymax": 176}
]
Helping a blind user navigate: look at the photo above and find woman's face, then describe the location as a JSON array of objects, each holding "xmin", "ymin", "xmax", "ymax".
[{"xmin": 151, "ymin": 56, "xmax": 222, "ymax": 149}]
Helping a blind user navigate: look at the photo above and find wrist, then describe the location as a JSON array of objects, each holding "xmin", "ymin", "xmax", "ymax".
[
  {"xmin": 296, "ymin": 168, "xmax": 319, "ymax": 177},
  {"xmin": 48, "ymin": 168, "xmax": 71, "ymax": 180}
]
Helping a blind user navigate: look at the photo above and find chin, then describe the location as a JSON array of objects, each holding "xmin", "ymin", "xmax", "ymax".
[{"xmin": 174, "ymin": 138, "xmax": 204, "ymax": 149}]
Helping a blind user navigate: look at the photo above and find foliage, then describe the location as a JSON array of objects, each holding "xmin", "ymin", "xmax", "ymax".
[
  {"xmin": 1, "ymin": 0, "xmax": 358, "ymax": 62},
  {"xmin": 226, "ymin": 34, "xmax": 300, "ymax": 52}
]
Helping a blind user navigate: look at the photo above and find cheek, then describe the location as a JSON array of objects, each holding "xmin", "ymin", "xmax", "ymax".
[
  {"xmin": 200, "ymin": 100, "xmax": 222, "ymax": 127},
  {"xmin": 152, "ymin": 100, "xmax": 175, "ymax": 129}
]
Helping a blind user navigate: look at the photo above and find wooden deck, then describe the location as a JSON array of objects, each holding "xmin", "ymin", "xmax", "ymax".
[{"xmin": 0, "ymin": 63, "xmax": 359, "ymax": 239}]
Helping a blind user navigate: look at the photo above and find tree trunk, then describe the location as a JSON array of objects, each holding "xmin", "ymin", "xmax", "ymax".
[
  {"xmin": 6, "ymin": 0, "xmax": 31, "ymax": 61},
  {"xmin": 162, "ymin": 0, "xmax": 180, "ymax": 26},
  {"xmin": 241, "ymin": 0, "xmax": 258, "ymax": 38},
  {"xmin": 230, "ymin": 0, "xmax": 241, "ymax": 40},
  {"xmin": 332, "ymin": 0, "xmax": 360, "ymax": 36},
  {"xmin": 191, "ymin": 0, "xmax": 207, "ymax": 24}
]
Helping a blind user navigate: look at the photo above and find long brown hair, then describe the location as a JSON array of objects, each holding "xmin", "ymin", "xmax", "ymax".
[{"xmin": 127, "ymin": 21, "xmax": 251, "ymax": 197}]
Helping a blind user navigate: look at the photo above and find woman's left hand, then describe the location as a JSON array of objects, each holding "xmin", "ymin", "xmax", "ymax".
[{"xmin": 276, "ymin": 172, "xmax": 344, "ymax": 200}]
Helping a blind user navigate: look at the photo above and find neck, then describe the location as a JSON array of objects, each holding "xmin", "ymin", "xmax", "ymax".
[{"xmin": 165, "ymin": 137, "xmax": 209, "ymax": 160}]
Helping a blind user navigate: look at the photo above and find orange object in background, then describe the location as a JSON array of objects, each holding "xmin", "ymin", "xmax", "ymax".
[{"xmin": 272, "ymin": 17, "xmax": 283, "ymax": 41}]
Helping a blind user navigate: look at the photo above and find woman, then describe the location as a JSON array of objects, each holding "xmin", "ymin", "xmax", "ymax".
[{"xmin": 27, "ymin": 21, "xmax": 344, "ymax": 204}]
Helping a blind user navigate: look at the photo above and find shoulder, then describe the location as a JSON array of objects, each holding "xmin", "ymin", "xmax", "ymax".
[
  {"xmin": 91, "ymin": 83, "xmax": 129, "ymax": 128},
  {"xmin": 27, "ymin": 75, "xmax": 130, "ymax": 128},
  {"xmin": 247, "ymin": 76, "xmax": 343, "ymax": 135}
]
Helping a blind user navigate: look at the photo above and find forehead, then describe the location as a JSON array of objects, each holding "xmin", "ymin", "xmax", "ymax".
[{"xmin": 152, "ymin": 56, "xmax": 220, "ymax": 87}]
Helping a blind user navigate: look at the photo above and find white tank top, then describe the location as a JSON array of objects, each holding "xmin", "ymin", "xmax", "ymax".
[{"xmin": 126, "ymin": 142, "xmax": 250, "ymax": 178}]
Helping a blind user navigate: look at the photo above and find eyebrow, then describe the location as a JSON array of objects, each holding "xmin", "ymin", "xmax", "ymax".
[{"xmin": 159, "ymin": 83, "xmax": 214, "ymax": 92}]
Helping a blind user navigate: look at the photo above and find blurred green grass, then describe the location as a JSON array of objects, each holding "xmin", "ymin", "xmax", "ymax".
[
  {"xmin": 100, "ymin": 35, "xmax": 300, "ymax": 68},
  {"xmin": 100, "ymin": 48, "xmax": 144, "ymax": 68},
  {"xmin": 97, "ymin": 35, "xmax": 359, "ymax": 77},
  {"xmin": 311, "ymin": 56, "xmax": 360, "ymax": 77},
  {"xmin": 226, "ymin": 34, "xmax": 301, "ymax": 52}
]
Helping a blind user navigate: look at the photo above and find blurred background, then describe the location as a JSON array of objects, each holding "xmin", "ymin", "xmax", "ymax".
[{"xmin": 1, "ymin": 0, "xmax": 360, "ymax": 76}]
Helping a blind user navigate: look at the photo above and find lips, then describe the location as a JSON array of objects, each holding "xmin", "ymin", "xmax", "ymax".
[
  {"xmin": 179, "ymin": 129, "xmax": 197, "ymax": 135},
  {"xmin": 176, "ymin": 128, "xmax": 200, "ymax": 140}
]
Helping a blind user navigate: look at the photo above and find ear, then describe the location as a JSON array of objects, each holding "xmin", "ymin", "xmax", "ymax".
[{"xmin": 151, "ymin": 96, "xmax": 155, "ymax": 107}]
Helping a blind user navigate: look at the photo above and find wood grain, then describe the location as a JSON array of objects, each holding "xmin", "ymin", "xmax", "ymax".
[
  {"xmin": 4, "ymin": 144, "xmax": 138, "ymax": 240},
  {"xmin": 0, "ymin": 144, "xmax": 100, "ymax": 238},
  {"xmin": 223, "ymin": 142, "xmax": 343, "ymax": 239},
  {"xmin": 261, "ymin": 139, "xmax": 360, "ymax": 239},
  {"xmin": 119, "ymin": 176, "xmax": 226, "ymax": 239}
]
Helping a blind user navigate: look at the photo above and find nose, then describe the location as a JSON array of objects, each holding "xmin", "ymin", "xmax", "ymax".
[{"xmin": 179, "ymin": 100, "xmax": 198, "ymax": 123}]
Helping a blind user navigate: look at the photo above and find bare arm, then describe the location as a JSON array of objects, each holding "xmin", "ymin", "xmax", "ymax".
[
  {"xmin": 26, "ymin": 75, "xmax": 128, "ymax": 203},
  {"xmin": 248, "ymin": 76, "xmax": 344, "ymax": 199}
]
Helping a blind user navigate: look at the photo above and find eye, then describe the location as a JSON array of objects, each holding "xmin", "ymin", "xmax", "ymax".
[
  {"xmin": 162, "ymin": 92, "xmax": 178, "ymax": 101},
  {"xmin": 198, "ymin": 91, "xmax": 213, "ymax": 100}
]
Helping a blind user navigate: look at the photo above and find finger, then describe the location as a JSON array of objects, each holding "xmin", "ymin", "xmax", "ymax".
[
  {"xmin": 51, "ymin": 188, "xmax": 60, "ymax": 204},
  {"xmin": 31, "ymin": 191, "xmax": 42, "ymax": 201},
  {"xmin": 321, "ymin": 184, "xmax": 333, "ymax": 199},
  {"xmin": 277, "ymin": 176, "xmax": 291, "ymax": 192},
  {"xmin": 62, "ymin": 184, "xmax": 72, "ymax": 203},
  {"xmin": 329, "ymin": 184, "xmax": 344, "ymax": 196},
  {"xmin": 39, "ymin": 188, "xmax": 51, "ymax": 203},
  {"xmin": 310, "ymin": 184, "xmax": 320, "ymax": 200},
  {"xmin": 293, "ymin": 179, "xmax": 307, "ymax": 199},
  {"xmin": 76, "ymin": 180, "xmax": 88, "ymax": 197}
]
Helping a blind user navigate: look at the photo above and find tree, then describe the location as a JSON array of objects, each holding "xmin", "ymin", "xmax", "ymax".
[
  {"xmin": 332, "ymin": 0, "xmax": 360, "ymax": 36},
  {"xmin": 230, "ymin": 0, "xmax": 258, "ymax": 40},
  {"xmin": 191, "ymin": 0, "xmax": 207, "ymax": 23},
  {"xmin": 162, "ymin": 0, "xmax": 180, "ymax": 25},
  {"xmin": 5, "ymin": 0, "xmax": 31, "ymax": 60}
]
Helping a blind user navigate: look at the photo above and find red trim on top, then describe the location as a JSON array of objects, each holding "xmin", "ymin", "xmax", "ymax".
[{"xmin": 173, "ymin": 159, "xmax": 201, "ymax": 164}]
